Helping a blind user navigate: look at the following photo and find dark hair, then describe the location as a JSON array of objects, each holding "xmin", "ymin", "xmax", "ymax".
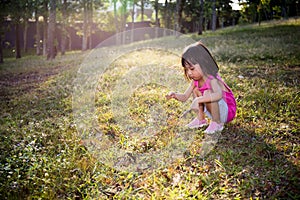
[{"xmin": 181, "ymin": 42, "xmax": 219, "ymax": 79}]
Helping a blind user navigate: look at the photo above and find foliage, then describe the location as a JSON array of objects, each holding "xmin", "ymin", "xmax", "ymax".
[
  {"xmin": 0, "ymin": 19, "xmax": 299, "ymax": 199},
  {"xmin": 239, "ymin": 0, "xmax": 299, "ymax": 23}
]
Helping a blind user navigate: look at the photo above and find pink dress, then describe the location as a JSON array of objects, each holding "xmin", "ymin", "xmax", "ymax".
[{"xmin": 194, "ymin": 75, "xmax": 237, "ymax": 122}]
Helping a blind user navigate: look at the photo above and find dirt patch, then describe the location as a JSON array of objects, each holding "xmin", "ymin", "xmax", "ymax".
[{"xmin": 0, "ymin": 65, "xmax": 66, "ymax": 100}]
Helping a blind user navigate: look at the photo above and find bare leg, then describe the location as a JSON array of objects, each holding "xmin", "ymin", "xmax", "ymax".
[
  {"xmin": 193, "ymin": 87, "xmax": 205, "ymax": 120},
  {"xmin": 186, "ymin": 88, "xmax": 208, "ymax": 128},
  {"xmin": 203, "ymin": 90, "xmax": 221, "ymax": 123}
]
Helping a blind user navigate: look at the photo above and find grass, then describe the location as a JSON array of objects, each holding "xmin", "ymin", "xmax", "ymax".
[{"xmin": 0, "ymin": 19, "xmax": 299, "ymax": 199}]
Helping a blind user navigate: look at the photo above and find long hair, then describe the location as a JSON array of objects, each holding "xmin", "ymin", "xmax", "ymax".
[{"xmin": 181, "ymin": 42, "xmax": 219, "ymax": 80}]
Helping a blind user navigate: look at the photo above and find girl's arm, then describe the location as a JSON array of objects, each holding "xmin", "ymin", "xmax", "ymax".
[
  {"xmin": 166, "ymin": 82, "xmax": 194, "ymax": 102},
  {"xmin": 191, "ymin": 79, "xmax": 223, "ymax": 109}
]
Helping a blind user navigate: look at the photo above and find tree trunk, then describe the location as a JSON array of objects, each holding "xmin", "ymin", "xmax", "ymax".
[
  {"xmin": 121, "ymin": 0, "xmax": 128, "ymax": 44},
  {"xmin": 0, "ymin": 16, "xmax": 4, "ymax": 63},
  {"xmin": 43, "ymin": 19, "xmax": 48, "ymax": 55},
  {"xmin": 0, "ymin": 35, "xmax": 3, "ymax": 63},
  {"xmin": 198, "ymin": 0, "xmax": 204, "ymax": 35},
  {"xmin": 88, "ymin": 28, "xmax": 92, "ymax": 49},
  {"xmin": 211, "ymin": 0, "xmax": 217, "ymax": 31},
  {"xmin": 155, "ymin": 0, "xmax": 159, "ymax": 26},
  {"xmin": 47, "ymin": 0, "xmax": 56, "ymax": 60},
  {"xmin": 113, "ymin": 0, "xmax": 119, "ymax": 45},
  {"xmin": 61, "ymin": 0, "xmax": 67, "ymax": 55},
  {"xmin": 282, "ymin": 0, "xmax": 288, "ymax": 19},
  {"xmin": 43, "ymin": 1, "xmax": 48, "ymax": 56},
  {"xmin": 131, "ymin": 2, "xmax": 134, "ymax": 43},
  {"xmin": 23, "ymin": 20, "xmax": 28, "ymax": 53},
  {"xmin": 35, "ymin": 14, "xmax": 42, "ymax": 55},
  {"xmin": 15, "ymin": 22, "xmax": 21, "ymax": 59},
  {"xmin": 88, "ymin": 0, "xmax": 93, "ymax": 49},
  {"xmin": 82, "ymin": 0, "xmax": 88, "ymax": 51},
  {"xmin": 68, "ymin": 33, "xmax": 72, "ymax": 50},
  {"xmin": 141, "ymin": 0, "xmax": 144, "ymax": 21},
  {"xmin": 155, "ymin": 0, "xmax": 159, "ymax": 37},
  {"xmin": 176, "ymin": 0, "xmax": 184, "ymax": 32},
  {"xmin": 164, "ymin": 0, "xmax": 170, "ymax": 29}
]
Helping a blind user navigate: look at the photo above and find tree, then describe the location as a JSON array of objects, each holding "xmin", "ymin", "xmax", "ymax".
[
  {"xmin": 42, "ymin": 0, "xmax": 49, "ymax": 56},
  {"xmin": 60, "ymin": 0, "xmax": 68, "ymax": 55},
  {"xmin": 112, "ymin": 0, "xmax": 120, "ymax": 44},
  {"xmin": 120, "ymin": 0, "xmax": 130, "ymax": 43},
  {"xmin": 176, "ymin": 0, "xmax": 184, "ymax": 32},
  {"xmin": 15, "ymin": 20, "xmax": 21, "ymax": 59},
  {"xmin": 82, "ymin": 0, "xmax": 89, "ymax": 51},
  {"xmin": 154, "ymin": 0, "xmax": 159, "ymax": 27},
  {"xmin": 35, "ymin": 2, "xmax": 43, "ymax": 56},
  {"xmin": 211, "ymin": 0, "xmax": 217, "ymax": 31},
  {"xmin": 47, "ymin": 0, "xmax": 56, "ymax": 60},
  {"xmin": 0, "ymin": 34, "xmax": 2, "ymax": 63},
  {"xmin": 163, "ymin": 0, "xmax": 170, "ymax": 29},
  {"xmin": 0, "ymin": 0, "xmax": 9, "ymax": 63},
  {"xmin": 141, "ymin": 0, "xmax": 145, "ymax": 21},
  {"xmin": 22, "ymin": 0, "xmax": 35, "ymax": 53},
  {"xmin": 6, "ymin": 0, "xmax": 25, "ymax": 59},
  {"xmin": 1, "ymin": 0, "xmax": 40, "ymax": 61},
  {"xmin": 238, "ymin": 0, "xmax": 295, "ymax": 23},
  {"xmin": 217, "ymin": 0, "xmax": 235, "ymax": 27},
  {"xmin": 130, "ymin": 0, "xmax": 135, "ymax": 43},
  {"xmin": 109, "ymin": 0, "xmax": 132, "ymax": 44},
  {"xmin": 81, "ymin": 0, "xmax": 96, "ymax": 51},
  {"xmin": 88, "ymin": 0, "xmax": 93, "ymax": 49},
  {"xmin": 197, "ymin": 0, "xmax": 204, "ymax": 34}
]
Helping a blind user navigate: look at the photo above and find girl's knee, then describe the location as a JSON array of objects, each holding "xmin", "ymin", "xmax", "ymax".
[
  {"xmin": 204, "ymin": 90, "xmax": 220, "ymax": 116},
  {"xmin": 203, "ymin": 89, "xmax": 212, "ymax": 96}
]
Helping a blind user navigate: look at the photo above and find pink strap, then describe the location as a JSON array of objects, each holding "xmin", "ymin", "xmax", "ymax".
[
  {"xmin": 216, "ymin": 75, "xmax": 232, "ymax": 92},
  {"xmin": 194, "ymin": 80, "xmax": 198, "ymax": 87}
]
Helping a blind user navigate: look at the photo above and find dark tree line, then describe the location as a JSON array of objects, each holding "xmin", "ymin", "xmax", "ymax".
[{"xmin": 0, "ymin": 0, "xmax": 299, "ymax": 63}]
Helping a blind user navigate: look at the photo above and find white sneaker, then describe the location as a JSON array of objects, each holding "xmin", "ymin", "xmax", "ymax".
[
  {"xmin": 186, "ymin": 118, "xmax": 208, "ymax": 129},
  {"xmin": 204, "ymin": 121, "xmax": 224, "ymax": 134}
]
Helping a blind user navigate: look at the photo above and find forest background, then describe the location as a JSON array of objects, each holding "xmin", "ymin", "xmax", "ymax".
[{"xmin": 0, "ymin": 0, "xmax": 299, "ymax": 61}]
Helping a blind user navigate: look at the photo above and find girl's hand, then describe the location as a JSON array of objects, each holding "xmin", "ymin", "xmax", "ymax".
[{"xmin": 166, "ymin": 92, "xmax": 176, "ymax": 100}]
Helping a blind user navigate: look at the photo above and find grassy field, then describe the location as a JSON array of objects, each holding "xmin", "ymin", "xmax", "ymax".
[{"xmin": 0, "ymin": 19, "xmax": 299, "ymax": 199}]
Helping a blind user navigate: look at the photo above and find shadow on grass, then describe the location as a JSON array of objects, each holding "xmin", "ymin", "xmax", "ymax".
[{"xmin": 208, "ymin": 123, "xmax": 299, "ymax": 199}]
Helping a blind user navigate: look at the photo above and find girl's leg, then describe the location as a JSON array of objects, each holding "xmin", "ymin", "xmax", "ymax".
[
  {"xmin": 203, "ymin": 90, "xmax": 225, "ymax": 134},
  {"xmin": 203, "ymin": 90, "xmax": 221, "ymax": 123},
  {"xmin": 193, "ymin": 87, "xmax": 205, "ymax": 120},
  {"xmin": 186, "ymin": 88, "xmax": 208, "ymax": 128}
]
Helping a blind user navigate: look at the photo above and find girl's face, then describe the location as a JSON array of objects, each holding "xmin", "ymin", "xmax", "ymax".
[{"xmin": 185, "ymin": 62, "xmax": 204, "ymax": 81}]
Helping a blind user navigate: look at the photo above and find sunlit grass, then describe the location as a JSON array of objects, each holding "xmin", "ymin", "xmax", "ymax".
[{"xmin": 0, "ymin": 19, "xmax": 299, "ymax": 199}]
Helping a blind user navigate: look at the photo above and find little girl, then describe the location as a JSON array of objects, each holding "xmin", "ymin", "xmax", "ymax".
[{"xmin": 166, "ymin": 42, "xmax": 236, "ymax": 134}]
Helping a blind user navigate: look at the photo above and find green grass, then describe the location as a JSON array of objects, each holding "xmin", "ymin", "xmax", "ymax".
[{"xmin": 0, "ymin": 19, "xmax": 299, "ymax": 199}]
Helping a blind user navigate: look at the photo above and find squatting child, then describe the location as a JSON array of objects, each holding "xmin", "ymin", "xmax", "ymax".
[{"xmin": 166, "ymin": 42, "xmax": 237, "ymax": 134}]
